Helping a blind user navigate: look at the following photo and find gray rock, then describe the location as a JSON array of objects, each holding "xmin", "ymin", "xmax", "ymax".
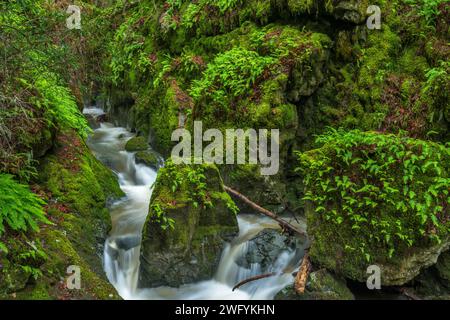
[
  {"xmin": 236, "ymin": 229, "xmax": 304, "ymax": 271},
  {"xmin": 436, "ymin": 251, "xmax": 450, "ymax": 286},
  {"xmin": 275, "ymin": 269, "xmax": 354, "ymax": 300},
  {"xmin": 378, "ymin": 238, "xmax": 450, "ymax": 286}
]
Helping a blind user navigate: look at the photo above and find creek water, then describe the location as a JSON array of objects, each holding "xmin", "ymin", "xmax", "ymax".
[{"xmin": 83, "ymin": 107, "xmax": 307, "ymax": 300}]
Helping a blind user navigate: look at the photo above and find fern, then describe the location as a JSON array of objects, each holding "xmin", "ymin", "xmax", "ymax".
[
  {"xmin": 34, "ymin": 72, "xmax": 91, "ymax": 139},
  {"xmin": 0, "ymin": 174, "xmax": 51, "ymax": 253},
  {"xmin": 189, "ymin": 47, "xmax": 275, "ymax": 103}
]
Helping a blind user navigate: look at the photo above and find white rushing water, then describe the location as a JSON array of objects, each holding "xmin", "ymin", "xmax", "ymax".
[{"xmin": 83, "ymin": 107, "xmax": 306, "ymax": 300}]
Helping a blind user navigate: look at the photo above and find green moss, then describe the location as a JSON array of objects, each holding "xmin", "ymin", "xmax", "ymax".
[
  {"xmin": 124, "ymin": 136, "xmax": 149, "ymax": 152},
  {"xmin": 298, "ymin": 129, "xmax": 450, "ymax": 283},
  {"xmin": 135, "ymin": 150, "xmax": 160, "ymax": 168},
  {"xmin": 287, "ymin": 0, "xmax": 316, "ymax": 14},
  {"xmin": 39, "ymin": 229, "xmax": 119, "ymax": 299}
]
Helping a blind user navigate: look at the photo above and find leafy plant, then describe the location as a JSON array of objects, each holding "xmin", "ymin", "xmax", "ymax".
[
  {"xmin": 298, "ymin": 129, "xmax": 449, "ymax": 261},
  {"xmin": 189, "ymin": 47, "xmax": 275, "ymax": 104},
  {"xmin": 404, "ymin": 0, "xmax": 449, "ymax": 28},
  {"xmin": 33, "ymin": 72, "xmax": 91, "ymax": 139},
  {"xmin": 150, "ymin": 159, "xmax": 238, "ymax": 230},
  {"xmin": 150, "ymin": 202, "xmax": 175, "ymax": 230},
  {"xmin": 0, "ymin": 174, "xmax": 51, "ymax": 253}
]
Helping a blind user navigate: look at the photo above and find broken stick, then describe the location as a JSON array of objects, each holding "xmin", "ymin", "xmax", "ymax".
[
  {"xmin": 223, "ymin": 185, "xmax": 307, "ymax": 238},
  {"xmin": 294, "ymin": 252, "xmax": 311, "ymax": 294},
  {"xmin": 232, "ymin": 273, "xmax": 277, "ymax": 291}
]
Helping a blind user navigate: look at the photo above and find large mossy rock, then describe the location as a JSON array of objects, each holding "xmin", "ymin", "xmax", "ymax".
[
  {"xmin": 139, "ymin": 160, "xmax": 239, "ymax": 288},
  {"xmin": 299, "ymin": 130, "xmax": 450, "ymax": 286},
  {"xmin": 125, "ymin": 136, "xmax": 149, "ymax": 152},
  {"xmin": 275, "ymin": 269, "xmax": 354, "ymax": 300},
  {"xmin": 135, "ymin": 150, "xmax": 161, "ymax": 169}
]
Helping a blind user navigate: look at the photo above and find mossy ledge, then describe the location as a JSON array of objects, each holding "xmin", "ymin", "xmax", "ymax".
[{"xmin": 0, "ymin": 131, "xmax": 124, "ymax": 299}]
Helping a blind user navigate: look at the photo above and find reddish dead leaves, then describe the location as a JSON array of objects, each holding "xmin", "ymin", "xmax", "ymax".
[
  {"xmin": 380, "ymin": 75, "xmax": 428, "ymax": 138},
  {"xmin": 54, "ymin": 133, "xmax": 84, "ymax": 172}
]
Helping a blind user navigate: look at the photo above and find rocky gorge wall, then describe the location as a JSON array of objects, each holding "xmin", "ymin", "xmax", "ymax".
[
  {"xmin": 98, "ymin": 0, "xmax": 449, "ymax": 298},
  {"xmin": 1, "ymin": 0, "xmax": 448, "ymax": 300}
]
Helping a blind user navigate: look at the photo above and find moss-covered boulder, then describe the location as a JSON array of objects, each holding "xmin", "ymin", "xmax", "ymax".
[
  {"xmin": 135, "ymin": 150, "xmax": 161, "ymax": 169},
  {"xmin": 298, "ymin": 129, "xmax": 450, "ymax": 286},
  {"xmin": 124, "ymin": 136, "xmax": 149, "ymax": 152},
  {"xmin": 275, "ymin": 269, "xmax": 354, "ymax": 300},
  {"xmin": 139, "ymin": 159, "xmax": 239, "ymax": 288}
]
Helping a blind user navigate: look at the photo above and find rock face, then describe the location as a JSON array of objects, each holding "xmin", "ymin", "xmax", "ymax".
[
  {"xmin": 414, "ymin": 266, "xmax": 450, "ymax": 300},
  {"xmin": 275, "ymin": 269, "xmax": 354, "ymax": 300},
  {"xmin": 331, "ymin": 0, "xmax": 369, "ymax": 24},
  {"xmin": 436, "ymin": 251, "xmax": 450, "ymax": 286},
  {"xmin": 236, "ymin": 229, "xmax": 305, "ymax": 271},
  {"xmin": 139, "ymin": 161, "xmax": 239, "ymax": 288},
  {"xmin": 379, "ymin": 240, "xmax": 450, "ymax": 286}
]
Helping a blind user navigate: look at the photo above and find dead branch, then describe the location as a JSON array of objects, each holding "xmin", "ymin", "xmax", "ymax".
[
  {"xmin": 223, "ymin": 185, "xmax": 307, "ymax": 238},
  {"xmin": 294, "ymin": 252, "xmax": 311, "ymax": 294},
  {"xmin": 232, "ymin": 273, "xmax": 277, "ymax": 291}
]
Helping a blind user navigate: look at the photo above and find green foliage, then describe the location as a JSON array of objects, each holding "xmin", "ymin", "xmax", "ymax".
[
  {"xmin": 298, "ymin": 129, "xmax": 450, "ymax": 262},
  {"xmin": 109, "ymin": 10, "xmax": 146, "ymax": 84},
  {"xmin": 287, "ymin": 0, "xmax": 316, "ymax": 14},
  {"xmin": 404, "ymin": 0, "xmax": 449, "ymax": 28},
  {"xmin": 18, "ymin": 245, "xmax": 47, "ymax": 280},
  {"xmin": 423, "ymin": 60, "xmax": 449, "ymax": 125},
  {"xmin": 150, "ymin": 159, "xmax": 238, "ymax": 230},
  {"xmin": 190, "ymin": 47, "xmax": 275, "ymax": 104},
  {"xmin": 150, "ymin": 202, "xmax": 176, "ymax": 231},
  {"xmin": 33, "ymin": 73, "xmax": 91, "ymax": 139},
  {"xmin": 159, "ymin": 159, "xmax": 214, "ymax": 210},
  {"xmin": 0, "ymin": 1, "xmax": 90, "ymax": 178},
  {"xmin": 0, "ymin": 174, "xmax": 51, "ymax": 253}
]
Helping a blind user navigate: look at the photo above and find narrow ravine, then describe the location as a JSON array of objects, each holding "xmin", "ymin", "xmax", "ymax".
[{"xmin": 83, "ymin": 107, "xmax": 307, "ymax": 300}]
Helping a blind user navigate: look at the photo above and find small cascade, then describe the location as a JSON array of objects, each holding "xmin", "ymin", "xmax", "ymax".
[{"xmin": 83, "ymin": 107, "xmax": 306, "ymax": 300}]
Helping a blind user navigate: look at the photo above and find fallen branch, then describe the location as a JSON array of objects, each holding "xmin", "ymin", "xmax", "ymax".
[
  {"xmin": 223, "ymin": 185, "xmax": 307, "ymax": 238},
  {"xmin": 232, "ymin": 273, "xmax": 277, "ymax": 291},
  {"xmin": 294, "ymin": 252, "xmax": 311, "ymax": 294}
]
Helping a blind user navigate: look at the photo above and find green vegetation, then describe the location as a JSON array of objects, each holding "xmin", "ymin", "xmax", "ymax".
[
  {"xmin": 149, "ymin": 158, "xmax": 238, "ymax": 230},
  {"xmin": 405, "ymin": 0, "xmax": 449, "ymax": 27},
  {"xmin": 0, "ymin": 175, "xmax": 50, "ymax": 254},
  {"xmin": 125, "ymin": 136, "xmax": 149, "ymax": 152},
  {"xmin": 1, "ymin": 0, "xmax": 449, "ymax": 300},
  {"xmin": 0, "ymin": 1, "xmax": 123, "ymax": 299},
  {"xmin": 189, "ymin": 47, "xmax": 275, "ymax": 106},
  {"xmin": 299, "ymin": 129, "xmax": 449, "ymax": 263}
]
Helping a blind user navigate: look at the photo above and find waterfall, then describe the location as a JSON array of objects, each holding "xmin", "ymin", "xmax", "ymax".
[{"xmin": 83, "ymin": 107, "xmax": 306, "ymax": 300}]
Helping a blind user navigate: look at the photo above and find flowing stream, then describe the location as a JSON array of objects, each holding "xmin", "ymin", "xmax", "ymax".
[{"xmin": 83, "ymin": 106, "xmax": 307, "ymax": 300}]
